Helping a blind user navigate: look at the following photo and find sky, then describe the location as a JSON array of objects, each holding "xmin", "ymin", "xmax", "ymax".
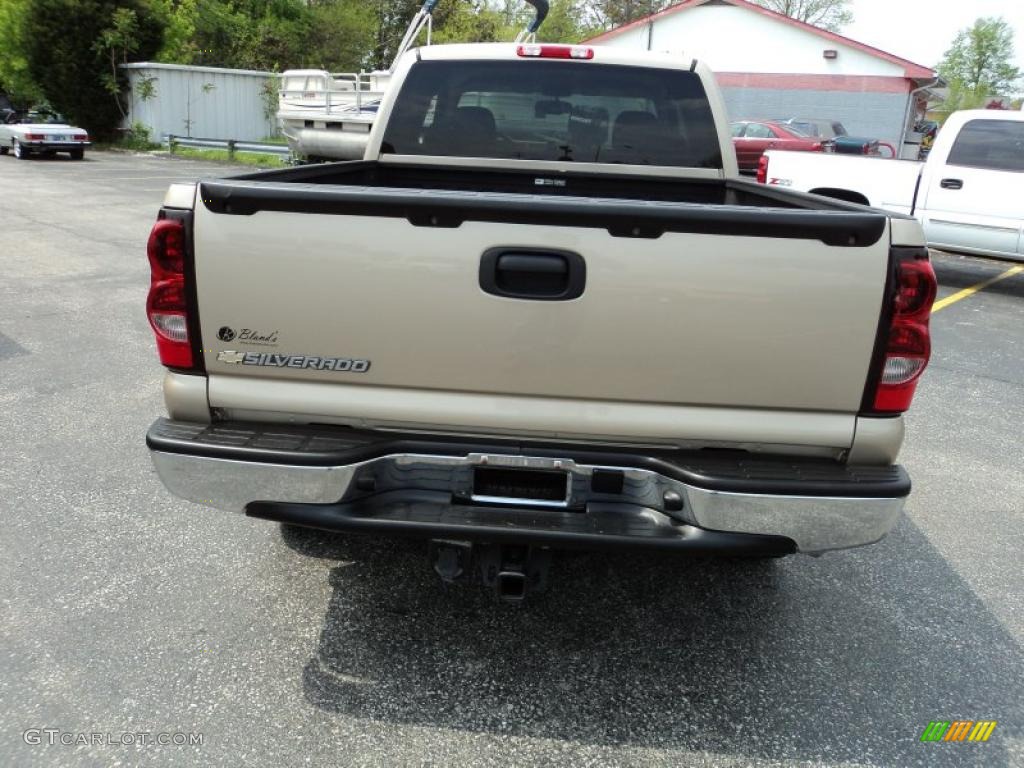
[{"xmin": 842, "ymin": 0, "xmax": 1024, "ymax": 72}]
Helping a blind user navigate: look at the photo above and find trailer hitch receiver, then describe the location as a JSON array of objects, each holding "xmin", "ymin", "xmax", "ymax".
[{"xmin": 428, "ymin": 541, "xmax": 552, "ymax": 601}]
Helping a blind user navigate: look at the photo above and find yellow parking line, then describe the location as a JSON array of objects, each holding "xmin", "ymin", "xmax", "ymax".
[{"xmin": 932, "ymin": 265, "xmax": 1023, "ymax": 313}]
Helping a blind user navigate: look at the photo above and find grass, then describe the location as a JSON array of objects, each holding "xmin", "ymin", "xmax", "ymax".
[
  {"xmin": 169, "ymin": 146, "xmax": 289, "ymax": 168},
  {"xmin": 259, "ymin": 135, "xmax": 289, "ymax": 145}
]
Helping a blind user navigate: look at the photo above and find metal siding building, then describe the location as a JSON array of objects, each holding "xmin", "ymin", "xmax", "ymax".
[
  {"xmin": 122, "ymin": 63, "xmax": 278, "ymax": 141},
  {"xmin": 586, "ymin": 0, "xmax": 939, "ymax": 154}
]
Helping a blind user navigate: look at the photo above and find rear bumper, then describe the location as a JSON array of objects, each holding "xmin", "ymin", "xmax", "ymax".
[
  {"xmin": 22, "ymin": 141, "xmax": 90, "ymax": 150},
  {"xmin": 147, "ymin": 418, "xmax": 910, "ymax": 555}
]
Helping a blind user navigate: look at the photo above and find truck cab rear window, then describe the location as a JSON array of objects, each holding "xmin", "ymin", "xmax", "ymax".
[
  {"xmin": 381, "ymin": 60, "xmax": 723, "ymax": 169},
  {"xmin": 946, "ymin": 119, "xmax": 1024, "ymax": 173}
]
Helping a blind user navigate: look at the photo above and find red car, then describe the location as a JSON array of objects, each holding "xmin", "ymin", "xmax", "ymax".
[{"xmin": 731, "ymin": 120, "xmax": 823, "ymax": 173}]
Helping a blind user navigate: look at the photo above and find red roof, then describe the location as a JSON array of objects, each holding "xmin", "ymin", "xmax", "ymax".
[{"xmin": 584, "ymin": 0, "xmax": 936, "ymax": 80}]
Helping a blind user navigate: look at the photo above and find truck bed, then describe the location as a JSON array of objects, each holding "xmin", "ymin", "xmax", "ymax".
[{"xmin": 229, "ymin": 159, "xmax": 892, "ymax": 223}]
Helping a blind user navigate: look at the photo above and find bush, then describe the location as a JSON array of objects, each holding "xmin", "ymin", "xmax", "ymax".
[{"xmin": 122, "ymin": 120, "xmax": 159, "ymax": 149}]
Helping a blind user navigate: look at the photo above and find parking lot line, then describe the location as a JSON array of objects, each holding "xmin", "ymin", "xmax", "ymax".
[{"xmin": 932, "ymin": 265, "xmax": 1023, "ymax": 313}]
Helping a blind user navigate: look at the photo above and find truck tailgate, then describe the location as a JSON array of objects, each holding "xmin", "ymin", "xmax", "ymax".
[{"xmin": 192, "ymin": 181, "xmax": 891, "ymax": 438}]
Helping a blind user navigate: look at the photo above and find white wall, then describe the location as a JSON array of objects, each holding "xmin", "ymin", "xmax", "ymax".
[
  {"xmin": 599, "ymin": 4, "xmax": 906, "ymax": 77},
  {"xmin": 122, "ymin": 63, "xmax": 278, "ymax": 142}
]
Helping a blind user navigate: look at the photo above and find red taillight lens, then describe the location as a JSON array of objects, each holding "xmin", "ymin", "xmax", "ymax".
[
  {"xmin": 148, "ymin": 218, "xmax": 185, "ymax": 275},
  {"xmin": 146, "ymin": 217, "xmax": 195, "ymax": 369},
  {"xmin": 756, "ymin": 154, "xmax": 768, "ymax": 184},
  {"xmin": 871, "ymin": 254, "xmax": 936, "ymax": 413},
  {"xmin": 893, "ymin": 259, "xmax": 937, "ymax": 317},
  {"xmin": 23, "ymin": 133, "xmax": 44, "ymax": 141},
  {"xmin": 74, "ymin": 133, "xmax": 89, "ymax": 142},
  {"xmin": 517, "ymin": 44, "xmax": 594, "ymax": 60}
]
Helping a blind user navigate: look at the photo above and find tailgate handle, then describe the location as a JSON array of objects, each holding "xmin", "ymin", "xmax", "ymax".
[
  {"xmin": 940, "ymin": 178, "xmax": 963, "ymax": 190},
  {"xmin": 480, "ymin": 248, "xmax": 586, "ymax": 301}
]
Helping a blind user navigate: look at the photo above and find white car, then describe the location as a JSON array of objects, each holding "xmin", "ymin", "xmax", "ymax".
[
  {"xmin": 0, "ymin": 110, "xmax": 91, "ymax": 160},
  {"xmin": 760, "ymin": 110, "xmax": 1024, "ymax": 261}
]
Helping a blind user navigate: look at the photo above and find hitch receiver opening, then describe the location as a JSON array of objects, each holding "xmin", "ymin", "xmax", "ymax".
[{"xmin": 428, "ymin": 540, "xmax": 552, "ymax": 601}]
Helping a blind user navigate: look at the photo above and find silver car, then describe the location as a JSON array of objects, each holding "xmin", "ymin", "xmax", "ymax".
[{"xmin": 0, "ymin": 109, "xmax": 91, "ymax": 160}]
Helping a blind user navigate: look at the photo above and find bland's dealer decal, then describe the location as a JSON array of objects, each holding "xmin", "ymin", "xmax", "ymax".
[
  {"xmin": 217, "ymin": 351, "xmax": 370, "ymax": 372},
  {"xmin": 217, "ymin": 326, "xmax": 279, "ymax": 346}
]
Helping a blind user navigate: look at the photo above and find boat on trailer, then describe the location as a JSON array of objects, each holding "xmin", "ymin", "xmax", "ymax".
[{"xmin": 277, "ymin": 0, "xmax": 549, "ymax": 162}]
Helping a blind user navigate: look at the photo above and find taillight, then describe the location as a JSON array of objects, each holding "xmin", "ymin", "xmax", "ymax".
[
  {"xmin": 870, "ymin": 252, "xmax": 936, "ymax": 413},
  {"xmin": 146, "ymin": 217, "xmax": 195, "ymax": 369},
  {"xmin": 756, "ymin": 154, "xmax": 768, "ymax": 184},
  {"xmin": 517, "ymin": 44, "xmax": 594, "ymax": 60},
  {"xmin": 23, "ymin": 133, "xmax": 44, "ymax": 141},
  {"xmin": 74, "ymin": 133, "xmax": 88, "ymax": 142}
]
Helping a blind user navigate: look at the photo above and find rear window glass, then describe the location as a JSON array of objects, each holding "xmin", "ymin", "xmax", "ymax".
[
  {"xmin": 946, "ymin": 119, "xmax": 1024, "ymax": 172},
  {"xmin": 744, "ymin": 123, "xmax": 774, "ymax": 139},
  {"xmin": 381, "ymin": 59, "xmax": 723, "ymax": 168}
]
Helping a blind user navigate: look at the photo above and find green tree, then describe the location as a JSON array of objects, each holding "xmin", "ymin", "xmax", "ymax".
[
  {"xmin": 430, "ymin": 0, "xmax": 510, "ymax": 45},
  {"xmin": 154, "ymin": 0, "xmax": 205, "ymax": 64},
  {"xmin": 236, "ymin": 0, "xmax": 312, "ymax": 71},
  {"xmin": 749, "ymin": 0, "xmax": 851, "ymax": 32},
  {"xmin": 305, "ymin": 0, "xmax": 376, "ymax": 72},
  {"xmin": 937, "ymin": 16, "xmax": 1020, "ymax": 112},
  {"xmin": 22, "ymin": 0, "xmax": 165, "ymax": 136},
  {"xmin": 0, "ymin": 0, "xmax": 44, "ymax": 101},
  {"xmin": 538, "ymin": 0, "xmax": 599, "ymax": 42},
  {"xmin": 142, "ymin": 0, "xmax": 603, "ymax": 83},
  {"xmin": 586, "ymin": 0, "xmax": 671, "ymax": 30},
  {"xmin": 368, "ymin": 0, "xmax": 419, "ymax": 70},
  {"xmin": 95, "ymin": 7, "xmax": 143, "ymax": 121}
]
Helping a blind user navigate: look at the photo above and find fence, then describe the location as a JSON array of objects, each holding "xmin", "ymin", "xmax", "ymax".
[{"xmin": 163, "ymin": 136, "xmax": 291, "ymax": 159}]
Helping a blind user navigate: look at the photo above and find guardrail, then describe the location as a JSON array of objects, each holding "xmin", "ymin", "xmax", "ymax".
[{"xmin": 163, "ymin": 135, "xmax": 291, "ymax": 159}]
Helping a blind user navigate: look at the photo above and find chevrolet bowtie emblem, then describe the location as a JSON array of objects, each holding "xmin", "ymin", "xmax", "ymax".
[{"xmin": 217, "ymin": 350, "xmax": 245, "ymax": 364}]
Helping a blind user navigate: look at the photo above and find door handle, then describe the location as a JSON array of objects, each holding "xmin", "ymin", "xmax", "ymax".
[
  {"xmin": 940, "ymin": 178, "xmax": 963, "ymax": 190},
  {"xmin": 480, "ymin": 248, "xmax": 586, "ymax": 300}
]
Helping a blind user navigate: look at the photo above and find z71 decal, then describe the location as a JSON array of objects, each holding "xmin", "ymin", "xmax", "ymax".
[{"xmin": 216, "ymin": 351, "xmax": 370, "ymax": 372}]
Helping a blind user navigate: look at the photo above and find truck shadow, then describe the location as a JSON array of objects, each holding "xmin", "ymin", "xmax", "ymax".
[
  {"xmin": 932, "ymin": 253, "xmax": 1024, "ymax": 300},
  {"xmin": 283, "ymin": 521, "xmax": 1021, "ymax": 766}
]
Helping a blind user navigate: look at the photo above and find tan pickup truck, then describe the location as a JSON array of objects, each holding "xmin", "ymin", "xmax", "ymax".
[{"xmin": 145, "ymin": 43, "xmax": 936, "ymax": 599}]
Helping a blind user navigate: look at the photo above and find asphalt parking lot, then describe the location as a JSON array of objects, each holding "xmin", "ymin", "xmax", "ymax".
[{"xmin": 1, "ymin": 150, "xmax": 1022, "ymax": 767}]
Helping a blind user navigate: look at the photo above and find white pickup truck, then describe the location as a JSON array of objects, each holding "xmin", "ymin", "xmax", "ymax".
[
  {"xmin": 761, "ymin": 110, "xmax": 1024, "ymax": 261},
  {"xmin": 145, "ymin": 43, "xmax": 936, "ymax": 598}
]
